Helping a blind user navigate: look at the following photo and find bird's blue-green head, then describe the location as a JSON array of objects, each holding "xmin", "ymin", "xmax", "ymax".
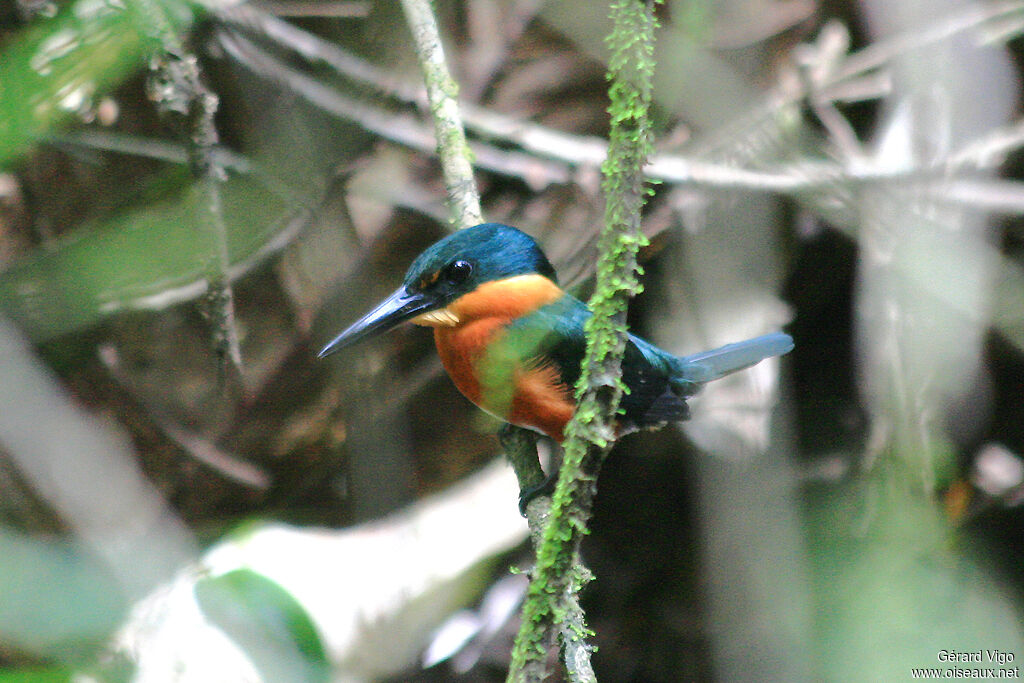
[{"xmin": 318, "ymin": 223, "xmax": 557, "ymax": 356}]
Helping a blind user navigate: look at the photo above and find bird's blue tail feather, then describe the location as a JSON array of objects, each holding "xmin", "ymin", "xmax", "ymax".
[{"xmin": 674, "ymin": 332, "xmax": 793, "ymax": 384}]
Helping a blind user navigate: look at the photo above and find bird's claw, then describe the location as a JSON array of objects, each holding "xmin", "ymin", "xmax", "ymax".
[{"xmin": 518, "ymin": 469, "xmax": 558, "ymax": 516}]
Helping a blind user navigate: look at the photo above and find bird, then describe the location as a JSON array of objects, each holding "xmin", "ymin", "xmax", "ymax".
[{"xmin": 319, "ymin": 223, "xmax": 793, "ymax": 447}]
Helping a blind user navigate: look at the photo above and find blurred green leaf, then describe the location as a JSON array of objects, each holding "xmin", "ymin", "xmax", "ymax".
[
  {"xmin": 0, "ymin": 0, "xmax": 195, "ymax": 169},
  {"xmin": 0, "ymin": 668, "xmax": 73, "ymax": 683},
  {"xmin": 195, "ymin": 569, "xmax": 329, "ymax": 683},
  {"xmin": 0, "ymin": 172, "xmax": 299, "ymax": 341},
  {"xmin": 0, "ymin": 528, "xmax": 125, "ymax": 662},
  {"xmin": 805, "ymin": 458, "xmax": 1024, "ymax": 681}
]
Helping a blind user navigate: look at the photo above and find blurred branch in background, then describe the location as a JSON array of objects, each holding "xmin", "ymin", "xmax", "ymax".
[
  {"xmin": 0, "ymin": 316, "xmax": 194, "ymax": 663},
  {"xmin": 217, "ymin": 3, "xmax": 1024, "ymax": 196},
  {"xmin": 142, "ymin": 0, "xmax": 244, "ymax": 385}
]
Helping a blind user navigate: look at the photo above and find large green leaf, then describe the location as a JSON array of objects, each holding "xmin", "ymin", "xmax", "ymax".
[
  {"xmin": 195, "ymin": 569, "xmax": 329, "ymax": 683},
  {"xmin": 0, "ymin": 172, "xmax": 299, "ymax": 341}
]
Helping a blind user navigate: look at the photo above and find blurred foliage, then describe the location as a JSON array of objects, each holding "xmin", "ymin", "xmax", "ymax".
[
  {"xmin": 195, "ymin": 569, "xmax": 328, "ymax": 683},
  {"xmin": 0, "ymin": 668, "xmax": 73, "ymax": 683},
  {"xmin": 0, "ymin": 172, "xmax": 299, "ymax": 341},
  {"xmin": 0, "ymin": 0, "xmax": 193, "ymax": 169}
]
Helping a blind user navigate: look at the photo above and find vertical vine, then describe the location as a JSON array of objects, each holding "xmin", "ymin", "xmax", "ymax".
[{"xmin": 507, "ymin": 1, "xmax": 661, "ymax": 680}]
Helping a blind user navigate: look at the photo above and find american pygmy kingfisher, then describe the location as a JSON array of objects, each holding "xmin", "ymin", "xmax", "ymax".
[{"xmin": 319, "ymin": 223, "xmax": 793, "ymax": 445}]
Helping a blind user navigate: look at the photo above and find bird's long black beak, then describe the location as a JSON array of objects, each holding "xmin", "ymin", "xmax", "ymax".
[{"xmin": 318, "ymin": 286, "xmax": 435, "ymax": 358}]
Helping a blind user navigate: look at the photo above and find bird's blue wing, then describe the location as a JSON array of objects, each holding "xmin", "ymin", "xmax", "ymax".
[
  {"xmin": 503, "ymin": 299, "xmax": 792, "ymax": 431},
  {"xmin": 503, "ymin": 294, "xmax": 689, "ymax": 429}
]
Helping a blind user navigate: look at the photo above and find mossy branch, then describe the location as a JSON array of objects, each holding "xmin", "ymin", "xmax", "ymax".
[
  {"xmin": 507, "ymin": 1, "xmax": 661, "ymax": 680},
  {"xmin": 399, "ymin": 0, "xmax": 483, "ymax": 229}
]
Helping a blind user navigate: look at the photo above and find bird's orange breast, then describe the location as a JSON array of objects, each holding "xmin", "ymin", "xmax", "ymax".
[{"xmin": 417, "ymin": 274, "xmax": 576, "ymax": 441}]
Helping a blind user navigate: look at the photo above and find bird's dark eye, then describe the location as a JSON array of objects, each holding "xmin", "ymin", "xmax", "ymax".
[{"xmin": 445, "ymin": 260, "xmax": 473, "ymax": 284}]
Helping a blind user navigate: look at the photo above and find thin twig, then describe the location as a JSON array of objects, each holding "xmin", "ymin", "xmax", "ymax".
[
  {"xmin": 739, "ymin": 1, "xmax": 1024, "ymax": 136},
  {"xmin": 398, "ymin": 0, "xmax": 483, "ymax": 228},
  {"xmin": 220, "ymin": 2, "xmax": 1024, "ymax": 127},
  {"xmin": 219, "ymin": 5, "xmax": 423, "ymax": 104},
  {"xmin": 948, "ymin": 117, "xmax": 1024, "ymax": 168},
  {"xmin": 829, "ymin": 1, "xmax": 1024, "ymax": 93},
  {"xmin": 253, "ymin": 0, "xmax": 369, "ymax": 18},
  {"xmin": 214, "ymin": 25, "xmax": 824, "ymax": 192},
  {"xmin": 141, "ymin": 0, "xmax": 243, "ymax": 382},
  {"xmin": 97, "ymin": 344, "xmax": 271, "ymax": 489},
  {"xmin": 794, "ymin": 21, "xmax": 865, "ymax": 161},
  {"xmin": 49, "ymin": 130, "xmax": 252, "ymax": 172},
  {"xmin": 460, "ymin": 0, "xmax": 546, "ymax": 101},
  {"xmin": 223, "ymin": 29, "xmax": 1024, "ymax": 216},
  {"xmin": 216, "ymin": 30, "xmax": 572, "ymax": 191},
  {"xmin": 216, "ymin": 4, "xmax": 1024, "ymax": 208}
]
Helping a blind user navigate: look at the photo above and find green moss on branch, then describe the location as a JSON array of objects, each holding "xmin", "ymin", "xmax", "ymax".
[{"xmin": 507, "ymin": 1, "xmax": 662, "ymax": 680}]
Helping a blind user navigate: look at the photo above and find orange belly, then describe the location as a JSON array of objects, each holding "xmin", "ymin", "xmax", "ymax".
[
  {"xmin": 505, "ymin": 362, "xmax": 575, "ymax": 442},
  {"xmin": 434, "ymin": 322, "xmax": 575, "ymax": 441}
]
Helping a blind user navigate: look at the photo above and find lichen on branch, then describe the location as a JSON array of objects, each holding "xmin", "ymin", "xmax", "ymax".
[
  {"xmin": 140, "ymin": 0, "xmax": 242, "ymax": 383},
  {"xmin": 507, "ymin": 1, "xmax": 662, "ymax": 680}
]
